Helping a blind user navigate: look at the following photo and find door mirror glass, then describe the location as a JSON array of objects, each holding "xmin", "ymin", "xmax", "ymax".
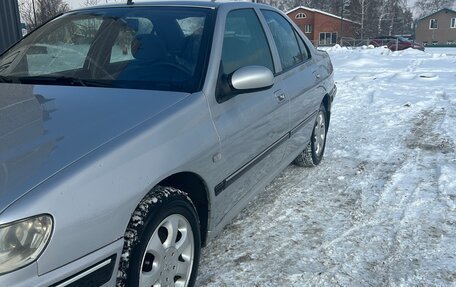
[{"xmin": 230, "ymin": 65, "xmax": 273, "ymax": 91}]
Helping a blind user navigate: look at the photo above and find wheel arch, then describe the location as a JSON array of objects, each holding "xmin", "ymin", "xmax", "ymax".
[{"xmin": 158, "ymin": 172, "xmax": 210, "ymax": 246}]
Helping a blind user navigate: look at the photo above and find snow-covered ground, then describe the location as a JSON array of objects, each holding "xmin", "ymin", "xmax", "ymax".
[{"xmin": 196, "ymin": 47, "xmax": 456, "ymax": 286}]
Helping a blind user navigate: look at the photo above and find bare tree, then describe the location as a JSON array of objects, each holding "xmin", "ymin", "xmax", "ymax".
[
  {"xmin": 388, "ymin": 0, "xmax": 399, "ymax": 35},
  {"xmin": 19, "ymin": 0, "xmax": 37, "ymax": 30},
  {"xmin": 19, "ymin": 0, "xmax": 70, "ymax": 30},
  {"xmin": 358, "ymin": 0, "xmax": 368, "ymax": 38},
  {"xmin": 82, "ymin": 0, "xmax": 123, "ymax": 6},
  {"xmin": 249, "ymin": 0, "xmax": 414, "ymax": 38},
  {"xmin": 37, "ymin": 0, "xmax": 69, "ymax": 24},
  {"xmin": 414, "ymin": 0, "xmax": 454, "ymax": 18},
  {"xmin": 82, "ymin": 0, "xmax": 100, "ymax": 7}
]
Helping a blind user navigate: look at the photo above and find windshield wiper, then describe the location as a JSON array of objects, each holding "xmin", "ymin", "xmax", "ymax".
[
  {"xmin": 0, "ymin": 75, "xmax": 13, "ymax": 83},
  {"xmin": 80, "ymin": 79, "xmax": 113, "ymax": 87},
  {"xmin": 18, "ymin": 75, "xmax": 87, "ymax": 86},
  {"xmin": 17, "ymin": 76, "xmax": 112, "ymax": 88}
]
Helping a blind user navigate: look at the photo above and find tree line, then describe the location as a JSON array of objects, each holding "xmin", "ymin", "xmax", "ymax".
[
  {"xmin": 258, "ymin": 0, "xmax": 453, "ymax": 38},
  {"xmin": 19, "ymin": 0, "xmax": 69, "ymax": 30},
  {"xmin": 19, "ymin": 0, "xmax": 454, "ymax": 38},
  {"xmin": 19, "ymin": 0, "xmax": 117, "ymax": 31}
]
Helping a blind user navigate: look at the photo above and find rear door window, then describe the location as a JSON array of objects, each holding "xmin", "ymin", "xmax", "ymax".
[
  {"xmin": 294, "ymin": 30, "xmax": 310, "ymax": 61},
  {"xmin": 261, "ymin": 10, "xmax": 304, "ymax": 71}
]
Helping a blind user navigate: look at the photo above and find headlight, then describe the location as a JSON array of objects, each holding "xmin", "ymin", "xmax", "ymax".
[{"xmin": 0, "ymin": 215, "xmax": 53, "ymax": 274}]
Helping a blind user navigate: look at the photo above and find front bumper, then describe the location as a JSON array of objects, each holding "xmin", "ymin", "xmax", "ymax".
[{"xmin": 0, "ymin": 239, "xmax": 122, "ymax": 287}]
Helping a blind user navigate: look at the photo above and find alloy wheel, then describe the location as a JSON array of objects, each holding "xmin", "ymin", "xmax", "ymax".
[{"xmin": 139, "ymin": 214, "xmax": 194, "ymax": 287}]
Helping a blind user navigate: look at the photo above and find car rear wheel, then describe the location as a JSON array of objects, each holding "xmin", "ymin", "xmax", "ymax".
[
  {"xmin": 117, "ymin": 186, "xmax": 201, "ymax": 287},
  {"xmin": 293, "ymin": 104, "xmax": 328, "ymax": 167}
]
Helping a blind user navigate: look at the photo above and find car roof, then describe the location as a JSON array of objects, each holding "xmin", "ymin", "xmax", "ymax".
[{"xmin": 375, "ymin": 36, "xmax": 397, "ymax": 39}]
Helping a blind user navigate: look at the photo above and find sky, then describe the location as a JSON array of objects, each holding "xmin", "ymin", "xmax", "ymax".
[
  {"xmin": 67, "ymin": 0, "xmax": 117, "ymax": 9},
  {"xmin": 58, "ymin": 0, "xmax": 455, "ymax": 15},
  {"xmin": 66, "ymin": 0, "xmax": 160, "ymax": 9},
  {"xmin": 67, "ymin": 0, "xmax": 422, "ymax": 10}
]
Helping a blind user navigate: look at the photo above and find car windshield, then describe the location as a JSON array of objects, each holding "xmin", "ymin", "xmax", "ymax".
[{"xmin": 0, "ymin": 7, "xmax": 213, "ymax": 93}]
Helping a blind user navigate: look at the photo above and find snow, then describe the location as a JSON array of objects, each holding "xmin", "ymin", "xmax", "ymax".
[
  {"xmin": 196, "ymin": 47, "xmax": 456, "ymax": 286},
  {"xmin": 26, "ymin": 43, "xmax": 133, "ymax": 75}
]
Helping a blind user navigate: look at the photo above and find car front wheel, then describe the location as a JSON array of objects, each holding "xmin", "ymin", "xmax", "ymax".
[
  {"xmin": 117, "ymin": 186, "xmax": 201, "ymax": 287},
  {"xmin": 293, "ymin": 104, "xmax": 328, "ymax": 167}
]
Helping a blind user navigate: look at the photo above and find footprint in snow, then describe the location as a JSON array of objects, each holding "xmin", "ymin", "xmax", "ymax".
[{"xmin": 419, "ymin": 73, "xmax": 438, "ymax": 79}]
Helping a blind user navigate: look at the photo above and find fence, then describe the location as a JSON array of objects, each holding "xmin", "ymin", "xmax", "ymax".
[
  {"xmin": 309, "ymin": 37, "xmax": 373, "ymax": 48},
  {"xmin": 310, "ymin": 37, "xmax": 401, "ymax": 49}
]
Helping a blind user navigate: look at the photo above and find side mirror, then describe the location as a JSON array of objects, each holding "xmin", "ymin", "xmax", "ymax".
[{"xmin": 230, "ymin": 66, "xmax": 274, "ymax": 91}]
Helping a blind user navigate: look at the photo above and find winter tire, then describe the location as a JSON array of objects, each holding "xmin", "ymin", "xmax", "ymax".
[
  {"xmin": 293, "ymin": 104, "xmax": 328, "ymax": 167},
  {"xmin": 117, "ymin": 186, "xmax": 201, "ymax": 287}
]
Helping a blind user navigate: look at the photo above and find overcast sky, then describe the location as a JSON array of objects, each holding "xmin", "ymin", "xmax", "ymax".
[
  {"xmin": 67, "ymin": 0, "xmax": 119, "ymax": 9},
  {"xmin": 67, "ymin": 0, "xmax": 421, "ymax": 10},
  {"xmin": 66, "ymin": 0, "xmax": 175, "ymax": 9},
  {"xmin": 62, "ymin": 0, "xmax": 453, "ymax": 14}
]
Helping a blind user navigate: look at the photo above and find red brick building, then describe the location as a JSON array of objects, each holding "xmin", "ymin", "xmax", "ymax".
[{"xmin": 286, "ymin": 6, "xmax": 360, "ymax": 46}]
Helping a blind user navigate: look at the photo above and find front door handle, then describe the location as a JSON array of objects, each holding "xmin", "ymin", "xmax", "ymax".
[{"xmin": 275, "ymin": 90, "xmax": 286, "ymax": 103}]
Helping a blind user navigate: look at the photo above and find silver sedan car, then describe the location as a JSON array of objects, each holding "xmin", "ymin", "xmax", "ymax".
[{"xmin": 0, "ymin": 1, "xmax": 335, "ymax": 286}]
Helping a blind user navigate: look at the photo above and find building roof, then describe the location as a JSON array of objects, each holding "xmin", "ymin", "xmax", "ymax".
[
  {"xmin": 418, "ymin": 8, "xmax": 456, "ymax": 22},
  {"xmin": 286, "ymin": 5, "xmax": 361, "ymax": 25}
]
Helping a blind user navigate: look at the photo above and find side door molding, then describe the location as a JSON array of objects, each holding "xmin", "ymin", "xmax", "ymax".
[{"xmin": 214, "ymin": 109, "xmax": 317, "ymax": 196}]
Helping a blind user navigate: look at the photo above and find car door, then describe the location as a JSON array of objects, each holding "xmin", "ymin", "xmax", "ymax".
[
  {"xmin": 260, "ymin": 9, "xmax": 323, "ymax": 159},
  {"xmin": 209, "ymin": 8, "xmax": 289, "ymax": 225}
]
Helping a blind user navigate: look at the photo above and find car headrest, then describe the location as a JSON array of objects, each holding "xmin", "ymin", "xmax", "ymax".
[
  {"xmin": 131, "ymin": 34, "xmax": 166, "ymax": 61},
  {"xmin": 125, "ymin": 18, "xmax": 139, "ymax": 32}
]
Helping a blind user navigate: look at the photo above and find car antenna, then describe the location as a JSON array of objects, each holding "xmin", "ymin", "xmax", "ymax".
[{"xmin": 127, "ymin": 0, "xmax": 134, "ymax": 5}]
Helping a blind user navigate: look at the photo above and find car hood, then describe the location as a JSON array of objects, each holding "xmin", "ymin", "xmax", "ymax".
[{"xmin": 0, "ymin": 84, "xmax": 189, "ymax": 214}]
